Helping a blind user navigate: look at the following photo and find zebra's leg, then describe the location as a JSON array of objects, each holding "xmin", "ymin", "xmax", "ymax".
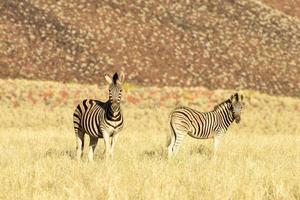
[
  {"xmin": 102, "ymin": 131, "xmax": 112, "ymax": 160},
  {"xmin": 172, "ymin": 131, "xmax": 185, "ymax": 154},
  {"xmin": 169, "ymin": 124, "xmax": 186, "ymax": 156},
  {"xmin": 88, "ymin": 136, "xmax": 98, "ymax": 161},
  {"xmin": 167, "ymin": 125, "xmax": 176, "ymax": 157},
  {"xmin": 213, "ymin": 134, "xmax": 223, "ymax": 159},
  {"xmin": 75, "ymin": 129, "xmax": 84, "ymax": 161},
  {"xmin": 110, "ymin": 133, "xmax": 119, "ymax": 158}
]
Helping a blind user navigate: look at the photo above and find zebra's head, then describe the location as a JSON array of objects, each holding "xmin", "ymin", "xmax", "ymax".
[
  {"xmin": 105, "ymin": 72, "xmax": 125, "ymax": 111},
  {"xmin": 230, "ymin": 93, "xmax": 244, "ymax": 124}
]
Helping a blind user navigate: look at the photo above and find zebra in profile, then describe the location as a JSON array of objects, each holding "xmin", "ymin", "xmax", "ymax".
[
  {"xmin": 168, "ymin": 93, "xmax": 244, "ymax": 157},
  {"xmin": 73, "ymin": 72, "xmax": 124, "ymax": 161}
]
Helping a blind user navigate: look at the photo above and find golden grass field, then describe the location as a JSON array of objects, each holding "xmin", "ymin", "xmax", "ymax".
[{"xmin": 0, "ymin": 79, "xmax": 299, "ymax": 200}]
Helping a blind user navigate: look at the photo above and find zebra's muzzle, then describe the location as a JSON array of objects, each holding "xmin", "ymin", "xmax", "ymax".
[
  {"xmin": 235, "ymin": 115, "xmax": 241, "ymax": 123},
  {"xmin": 111, "ymin": 102, "xmax": 120, "ymax": 111}
]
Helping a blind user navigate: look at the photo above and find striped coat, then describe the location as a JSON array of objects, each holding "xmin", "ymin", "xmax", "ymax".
[
  {"xmin": 168, "ymin": 93, "xmax": 244, "ymax": 156},
  {"xmin": 73, "ymin": 99, "xmax": 123, "ymax": 138}
]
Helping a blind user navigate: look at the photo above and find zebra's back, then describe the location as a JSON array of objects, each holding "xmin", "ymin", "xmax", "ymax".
[{"xmin": 170, "ymin": 106, "xmax": 218, "ymax": 139}]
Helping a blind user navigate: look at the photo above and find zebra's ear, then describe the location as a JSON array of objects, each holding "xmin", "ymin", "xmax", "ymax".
[
  {"xmin": 234, "ymin": 93, "xmax": 239, "ymax": 101},
  {"xmin": 117, "ymin": 72, "xmax": 125, "ymax": 84},
  {"xmin": 105, "ymin": 74, "xmax": 112, "ymax": 84},
  {"xmin": 230, "ymin": 93, "xmax": 239, "ymax": 102}
]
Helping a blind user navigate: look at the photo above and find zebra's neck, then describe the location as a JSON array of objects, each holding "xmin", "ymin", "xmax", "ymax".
[{"xmin": 213, "ymin": 101, "xmax": 235, "ymax": 129}]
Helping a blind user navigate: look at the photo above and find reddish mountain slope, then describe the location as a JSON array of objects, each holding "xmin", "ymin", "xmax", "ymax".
[
  {"xmin": 261, "ymin": 0, "xmax": 300, "ymax": 19},
  {"xmin": 0, "ymin": 0, "xmax": 299, "ymax": 97}
]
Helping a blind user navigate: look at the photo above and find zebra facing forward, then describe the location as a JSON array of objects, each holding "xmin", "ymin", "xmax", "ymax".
[
  {"xmin": 73, "ymin": 72, "xmax": 124, "ymax": 161},
  {"xmin": 168, "ymin": 93, "xmax": 244, "ymax": 157}
]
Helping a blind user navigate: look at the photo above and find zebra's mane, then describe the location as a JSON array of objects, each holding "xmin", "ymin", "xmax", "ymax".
[{"xmin": 213, "ymin": 99, "xmax": 232, "ymax": 111}]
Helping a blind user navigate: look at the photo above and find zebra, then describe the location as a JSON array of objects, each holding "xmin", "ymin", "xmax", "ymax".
[
  {"xmin": 167, "ymin": 93, "xmax": 244, "ymax": 157},
  {"xmin": 73, "ymin": 72, "xmax": 124, "ymax": 161}
]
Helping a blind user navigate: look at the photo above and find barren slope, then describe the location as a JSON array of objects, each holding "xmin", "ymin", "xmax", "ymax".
[
  {"xmin": 261, "ymin": 0, "xmax": 300, "ymax": 19},
  {"xmin": 0, "ymin": 0, "xmax": 299, "ymax": 96}
]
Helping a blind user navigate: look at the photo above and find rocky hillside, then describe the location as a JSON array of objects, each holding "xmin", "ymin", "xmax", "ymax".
[
  {"xmin": 0, "ymin": 0, "xmax": 300, "ymax": 97},
  {"xmin": 261, "ymin": 0, "xmax": 300, "ymax": 19}
]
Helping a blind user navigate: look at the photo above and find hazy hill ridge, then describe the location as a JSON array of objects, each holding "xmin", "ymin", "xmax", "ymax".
[{"xmin": 0, "ymin": 0, "xmax": 299, "ymax": 96}]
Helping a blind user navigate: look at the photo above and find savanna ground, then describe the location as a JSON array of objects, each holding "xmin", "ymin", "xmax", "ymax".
[{"xmin": 0, "ymin": 79, "xmax": 299, "ymax": 200}]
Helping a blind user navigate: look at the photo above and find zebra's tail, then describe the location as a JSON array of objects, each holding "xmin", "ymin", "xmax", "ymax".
[{"xmin": 166, "ymin": 133, "xmax": 171, "ymax": 147}]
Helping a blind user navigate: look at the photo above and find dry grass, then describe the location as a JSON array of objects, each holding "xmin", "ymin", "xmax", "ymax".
[{"xmin": 0, "ymin": 79, "xmax": 299, "ymax": 200}]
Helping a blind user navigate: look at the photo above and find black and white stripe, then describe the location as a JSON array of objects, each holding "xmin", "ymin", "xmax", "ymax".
[
  {"xmin": 168, "ymin": 93, "xmax": 244, "ymax": 156},
  {"xmin": 73, "ymin": 72, "xmax": 124, "ymax": 161}
]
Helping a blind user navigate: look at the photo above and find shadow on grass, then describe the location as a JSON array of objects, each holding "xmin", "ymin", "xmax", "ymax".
[
  {"xmin": 190, "ymin": 145, "xmax": 213, "ymax": 157},
  {"xmin": 93, "ymin": 150, "xmax": 106, "ymax": 160},
  {"xmin": 141, "ymin": 147, "xmax": 167, "ymax": 160},
  {"xmin": 45, "ymin": 148, "xmax": 75, "ymax": 159},
  {"xmin": 45, "ymin": 148, "xmax": 107, "ymax": 161}
]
